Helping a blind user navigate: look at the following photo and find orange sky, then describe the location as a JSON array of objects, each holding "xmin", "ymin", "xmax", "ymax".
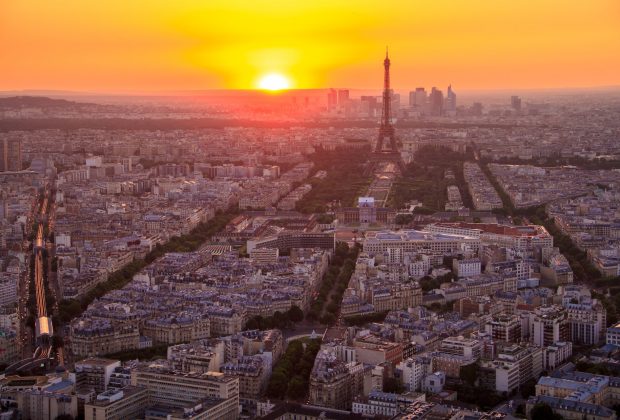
[{"xmin": 1, "ymin": 0, "xmax": 619, "ymax": 92}]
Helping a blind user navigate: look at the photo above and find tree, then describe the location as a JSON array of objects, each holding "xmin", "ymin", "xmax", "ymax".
[
  {"xmin": 244, "ymin": 317, "xmax": 260, "ymax": 330},
  {"xmin": 326, "ymin": 302, "xmax": 339, "ymax": 314},
  {"xmin": 266, "ymin": 338, "xmax": 321, "ymax": 400},
  {"xmin": 288, "ymin": 305, "xmax": 304, "ymax": 323},
  {"xmin": 344, "ymin": 311, "xmax": 389, "ymax": 326},
  {"xmin": 413, "ymin": 206, "xmax": 435, "ymax": 215},
  {"xmin": 272, "ymin": 311, "xmax": 286, "ymax": 329},
  {"xmin": 287, "ymin": 340, "xmax": 304, "ymax": 362},
  {"xmin": 320, "ymin": 313, "xmax": 335, "ymax": 325},
  {"xmin": 419, "ymin": 276, "xmax": 440, "ymax": 292},
  {"xmin": 287, "ymin": 375, "xmax": 307, "ymax": 399},
  {"xmin": 520, "ymin": 378, "xmax": 537, "ymax": 398},
  {"xmin": 531, "ymin": 403, "xmax": 563, "ymax": 420},
  {"xmin": 297, "ymin": 358, "xmax": 314, "ymax": 378},
  {"xmin": 395, "ymin": 214, "xmax": 413, "ymax": 225},
  {"xmin": 438, "ymin": 272, "xmax": 455, "ymax": 284},
  {"xmin": 266, "ymin": 371, "xmax": 288, "ymax": 398},
  {"xmin": 335, "ymin": 242, "xmax": 350, "ymax": 259},
  {"xmin": 316, "ymin": 214, "xmax": 334, "ymax": 224},
  {"xmin": 305, "ymin": 309, "xmax": 318, "ymax": 322},
  {"xmin": 277, "ymin": 358, "xmax": 294, "ymax": 375},
  {"xmin": 305, "ymin": 339, "xmax": 319, "ymax": 355}
]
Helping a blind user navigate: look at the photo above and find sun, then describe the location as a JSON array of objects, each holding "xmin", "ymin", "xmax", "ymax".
[{"xmin": 257, "ymin": 73, "xmax": 291, "ymax": 91}]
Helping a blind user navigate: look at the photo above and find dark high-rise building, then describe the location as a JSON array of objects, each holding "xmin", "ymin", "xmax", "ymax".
[
  {"xmin": 391, "ymin": 91, "xmax": 401, "ymax": 115},
  {"xmin": 445, "ymin": 84, "xmax": 457, "ymax": 115},
  {"xmin": 511, "ymin": 95, "xmax": 522, "ymax": 112},
  {"xmin": 337, "ymin": 89, "xmax": 350, "ymax": 105},
  {"xmin": 360, "ymin": 96, "xmax": 379, "ymax": 117},
  {"xmin": 409, "ymin": 87, "xmax": 427, "ymax": 109},
  {"xmin": 327, "ymin": 89, "xmax": 338, "ymax": 110},
  {"xmin": 0, "ymin": 139, "xmax": 22, "ymax": 172},
  {"xmin": 408, "ymin": 91, "xmax": 415, "ymax": 107},
  {"xmin": 429, "ymin": 87, "xmax": 444, "ymax": 116}
]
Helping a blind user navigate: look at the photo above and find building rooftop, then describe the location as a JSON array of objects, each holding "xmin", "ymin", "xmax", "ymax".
[
  {"xmin": 367, "ymin": 229, "xmax": 478, "ymax": 242},
  {"xmin": 89, "ymin": 386, "xmax": 147, "ymax": 407},
  {"xmin": 75, "ymin": 357, "xmax": 121, "ymax": 367},
  {"xmin": 528, "ymin": 395, "xmax": 615, "ymax": 418},
  {"xmin": 260, "ymin": 402, "xmax": 356, "ymax": 420}
]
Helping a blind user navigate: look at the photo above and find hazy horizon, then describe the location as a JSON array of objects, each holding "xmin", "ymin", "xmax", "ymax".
[{"xmin": 3, "ymin": 84, "xmax": 620, "ymax": 96}]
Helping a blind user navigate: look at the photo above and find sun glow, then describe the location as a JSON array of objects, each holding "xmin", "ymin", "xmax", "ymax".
[
  {"xmin": 257, "ymin": 73, "xmax": 291, "ymax": 91},
  {"xmin": 2, "ymin": 1, "xmax": 620, "ymax": 91}
]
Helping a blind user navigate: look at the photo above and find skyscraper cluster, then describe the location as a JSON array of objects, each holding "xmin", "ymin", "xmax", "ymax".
[
  {"xmin": 327, "ymin": 88, "xmax": 350, "ymax": 111},
  {"xmin": 408, "ymin": 85, "xmax": 456, "ymax": 116}
]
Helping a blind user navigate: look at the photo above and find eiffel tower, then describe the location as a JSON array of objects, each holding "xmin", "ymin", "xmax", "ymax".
[{"xmin": 370, "ymin": 48, "xmax": 406, "ymax": 173}]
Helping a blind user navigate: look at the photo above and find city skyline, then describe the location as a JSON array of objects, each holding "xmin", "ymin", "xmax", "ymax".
[
  {"xmin": 2, "ymin": 2, "xmax": 620, "ymax": 419},
  {"xmin": 2, "ymin": 0, "xmax": 620, "ymax": 92}
]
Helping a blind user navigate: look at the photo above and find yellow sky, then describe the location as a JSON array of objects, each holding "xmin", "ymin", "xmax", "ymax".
[{"xmin": 1, "ymin": 0, "xmax": 619, "ymax": 92}]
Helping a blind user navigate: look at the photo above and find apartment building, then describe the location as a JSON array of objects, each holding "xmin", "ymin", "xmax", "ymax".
[
  {"xmin": 131, "ymin": 363, "xmax": 239, "ymax": 409},
  {"xmin": 363, "ymin": 230, "xmax": 480, "ymax": 255},
  {"xmin": 84, "ymin": 387, "xmax": 149, "ymax": 420},
  {"xmin": 309, "ymin": 351, "xmax": 354, "ymax": 410}
]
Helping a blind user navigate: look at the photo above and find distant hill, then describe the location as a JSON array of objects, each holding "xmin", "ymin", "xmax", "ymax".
[{"xmin": 0, "ymin": 96, "xmax": 96, "ymax": 108}]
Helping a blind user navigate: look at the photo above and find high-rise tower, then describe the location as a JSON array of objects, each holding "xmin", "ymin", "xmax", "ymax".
[
  {"xmin": 371, "ymin": 49, "xmax": 404, "ymax": 171},
  {"xmin": 376, "ymin": 48, "xmax": 398, "ymax": 153},
  {"xmin": 0, "ymin": 138, "xmax": 22, "ymax": 172}
]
